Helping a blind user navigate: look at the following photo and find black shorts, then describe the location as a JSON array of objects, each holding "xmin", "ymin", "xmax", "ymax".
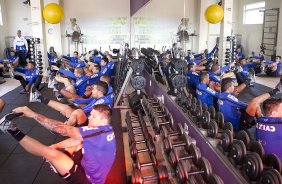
[
  {"xmin": 67, "ymin": 149, "xmax": 91, "ymax": 184},
  {"xmin": 240, "ymin": 110, "xmax": 256, "ymax": 130},
  {"xmin": 266, "ymin": 69, "xmax": 277, "ymax": 76}
]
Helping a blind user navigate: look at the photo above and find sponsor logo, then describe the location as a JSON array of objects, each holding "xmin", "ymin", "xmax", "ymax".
[
  {"xmin": 107, "ymin": 132, "xmax": 115, "ymax": 141},
  {"xmin": 256, "ymin": 124, "xmax": 276, "ymax": 132}
]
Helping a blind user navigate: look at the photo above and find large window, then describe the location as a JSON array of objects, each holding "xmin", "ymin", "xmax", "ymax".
[
  {"xmin": 0, "ymin": 3, "xmax": 3, "ymax": 26},
  {"xmin": 243, "ymin": 1, "xmax": 265, "ymax": 24}
]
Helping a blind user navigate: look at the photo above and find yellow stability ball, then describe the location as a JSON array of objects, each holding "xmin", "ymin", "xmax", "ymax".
[
  {"xmin": 43, "ymin": 3, "xmax": 64, "ymax": 24},
  {"xmin": 205, "ymin": 4, "xmax": 224, "ymax": 24}
]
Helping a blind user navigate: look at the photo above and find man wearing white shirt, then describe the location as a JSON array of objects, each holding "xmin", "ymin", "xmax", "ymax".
[{"xmin": 13, "ymin": 30, "xmax": 28, "ymax": 67}]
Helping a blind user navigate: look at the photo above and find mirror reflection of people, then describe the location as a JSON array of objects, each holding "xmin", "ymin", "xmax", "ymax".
[{"xmin": 13, "ymin": 30, "xmax": 28, "ymax": 67}]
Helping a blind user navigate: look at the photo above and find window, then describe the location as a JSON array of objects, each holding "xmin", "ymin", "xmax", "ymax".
[
  {"xmin": 243, "ymin": 1, "xmax": 265, "ymax": 24},
  {"xmin": 0, "ymin": 3, "xmax": 2, "ymax": 26}
]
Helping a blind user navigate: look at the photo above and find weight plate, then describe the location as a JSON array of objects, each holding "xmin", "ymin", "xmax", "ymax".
[
  {"xmin": 236, "ymin": 130, "xmax": 250, "ymax": 147},
  {"xmin": 131, "ymin": 74, "xmax": 146, "ymax": 90},
  {"xmin": 220, "ymin": 129, "xmax": 233, "ymax": 152},
  {"xmin": 202, "ymin": 111, "xmax": 211, "ymax": 129},
  {"xmin": 259, "ymin": 169, "xmax": 282, "ymax": 184},
  {"xmin": 198, "ymin": 157, "xmax": 212, "ymax": 181},
  {"xmin": 171, "ymin": 74, "xmax": 186, "ymax": 89},
  {"xmin": 229, "ymin": 140, "xmax": 247, "ymax": 165},
  {"xmin": 132, "ymin": 168, "xmax": 142, "ymax": 184},
  {"xmin": 263, "ymin": 154, "xmax": 282, "ymax": 173},
  {"xmin": 131, "ymin": 59, "xmax": 145, "ymax": 73},
  {"xmin": 216, "ymin": 112, "xmax": 224, "ymax": 128},
  {"xmin": 188, "ymin": 144, "xmax": 201, "ymax": 164},
  {"xmin": 157, "ymin": 165, "xmax": 169, "ymax": 180},
  {"xmin": 208, "ymin": 106, "xmax": 216, "ymax": 119},
  {"xmin": 222, "ymin": 122, "xmax": 233, "ymax": 133},
  {"xmin": 243, "ymin": 152, "xmax": 263, "ymax": 180},
  {"xmin": 202, "ymin": 104, "xmax": 208, "ymax": 113},
  {"xmin": 208, "ymin": 174, "xmax": 224, "ymax": 184},
  {"xmin": 207, "ymin": 120, "xmax": 218, "ymax": 138},
  {"xmin": 177, "ymin": 124, "xmax": 184, "ymax": 135},
  {"xmin": 249, "ymin": 141, "xmax": 265, "ymax": 158}
]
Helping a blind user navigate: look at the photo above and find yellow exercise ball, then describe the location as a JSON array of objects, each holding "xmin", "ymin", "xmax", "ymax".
[
  {"xmin": 43, "ymin": 3, "xmax": 64, "ymax": 24},
  {"xmin": 205, "ymin": 4, "xmax": 224, "ymax": 24}
]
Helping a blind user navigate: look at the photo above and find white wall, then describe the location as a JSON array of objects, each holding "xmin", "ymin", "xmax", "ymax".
[
  {"xmin": 276, "ymin": 0, "xmax": 282, "ymax": 55},
  {"xmin": 61, "ymin": 0, "xmax": 130, "ymax": 54},
  {"xmin": 0, "ymin": 0, "xmax": 7, "ymax": 58},
  {"xmin": 236, "ymin": 0, "xmax": 281, "ymax": 57},
  {"xmin": 131, "ymin": 0, "xmax": 199, "ymax": 51},
  {"xmin": 3, "ymin": 0, "xmax": 31, "ymax": 46}
]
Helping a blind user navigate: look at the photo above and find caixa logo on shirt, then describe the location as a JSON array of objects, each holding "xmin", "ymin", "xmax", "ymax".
[
  {"xmin": 218, "ymin": 100, "xmax": 223, "ymax": 105},
  {"xmin": 95, "ymin": 99, "xmax": 105, "ymax": 105},
  {"xmin": 256, "ymin": 123, "xmax": 276, "ymax": 132},
  {"xmin": 196, "ymin": 90, "xmax": 202, "ymax": 95}
]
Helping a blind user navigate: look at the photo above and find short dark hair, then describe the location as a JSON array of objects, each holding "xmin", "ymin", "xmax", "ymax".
[
  {"xmin": 95, "ymin": 81, "xmax": 108, "ymax": 96},
  {"xmin": 239, "ymin": 58, "xmax": 245, "ymax": 63},
  {"xmin": 211, "ymin": 64, "xmax": 220, "ymax": 72},
  {"xmin": 188, "ymin": 63, "xmax": 195, "ymax": 70},
  {"xmin": 94, "ymin": 64, "xmax": 101, "ymax": 72},
  {"xmin": 100, "ymin": 75, "xmax": 111, "ymax": 84},
  {"xmin": 221, "ymin": 78, "xmax": 233, "ymax": 92},
  {"xmin": 73, "ymin": 51, "xmax": 78, "ymax": 55},
  {"xmin": 276, "ymin": 56, "xmax": 281, "ymax": 60},
  {"xmin": 93, "ymin": 104, "xmax": 112, "ymax": 121},
  {"xmin": 102, "ymin": 57, "xmax": 109, "ymax": 64},
  {"xmin": 107, "ymin": 54, "xmax": 113, "ymax": 59},
  {"xmin": 263, "ymin": 98, "xmax": 282, "ymax": 116},
  {"xmin": 200, "ymin": 72, "xmax": 209, "ymax": 82},
  {"xmin": 75, "ymin": 67, "xmax": 84, "ymax": 76},
  {"xmin": 28, "ymin": 61, "xmax": 35, "ymax": 67}
]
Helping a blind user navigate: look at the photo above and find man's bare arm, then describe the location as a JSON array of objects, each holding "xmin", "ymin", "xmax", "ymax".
[{"xmin": 50, "ymin": 138, "xmax": 82, "ymax": 149}]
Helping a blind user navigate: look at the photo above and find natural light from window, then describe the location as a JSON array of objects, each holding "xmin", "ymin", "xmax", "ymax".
[{"xmin": 243, "ymin": 1, "xmax": 265, "ymax": 24}]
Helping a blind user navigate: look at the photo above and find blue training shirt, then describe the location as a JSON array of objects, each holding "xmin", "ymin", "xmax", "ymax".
[
  {"xmin": 79, "ymin": 125, "xmax": 116, "ymax": 184},
  {"xmin": 87, "ymin": 72, "xmax": 101, "ymax": 86},
  {"xmin": 106, "ymin": 61, "xmax": 115, "ymax": 76},
  {"xmin": 218, "ymin": 92, "xmax": 248, "ymax": 131},
  {"xmin": 15, "ymin": 67, "xmax": 38, "ymax": 85},
  {"xmin": 73, "ymin": 75, "xmax": 89, "ymax": 96},
  {"xmin": 196, "ymin": 83, "xmax": 219, "ymax": 107},
  {"xmin": 82, "ymin": 96, "xmax": 112, "ymax": 115},
  {"xmin": 187, "ymin": 70, "xmax": 200, "ymax": 89},
  {"xmin": 63, "ymin": 56, "xmax": 78, "ymax": 63},
  {"xmin": 101, "ymin": 65, "xmax": 108, "ymax": 75}
]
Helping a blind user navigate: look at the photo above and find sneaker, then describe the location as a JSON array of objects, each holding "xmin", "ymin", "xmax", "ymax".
[
  {"xmin": 0, "ymin": 112, "xmax": 23, "ymax": 133},
  {"xmin": 29, "ymin": 89, "xmax": 41, "ymax": 103},
  {"xmin": 20, "ymin": 89, "xmax": 29, "ymax": 94},
  {"xmin": 48, "ymin": 79, "xmax": 57, "ymax": 88}
]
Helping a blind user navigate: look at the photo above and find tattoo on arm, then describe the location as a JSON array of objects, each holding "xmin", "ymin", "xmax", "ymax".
[{"xmin": 34, "ymin": 114, "xmax": 82, "ymax": 139}]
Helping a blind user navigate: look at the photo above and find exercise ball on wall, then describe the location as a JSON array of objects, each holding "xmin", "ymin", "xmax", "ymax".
[
  {"xmin": 205, "ymin": 4, "xmax": 224, "ymax": 24},
  {"xmin": 43, "ymin": 3, "xmax": 64, "ymax": 24}
]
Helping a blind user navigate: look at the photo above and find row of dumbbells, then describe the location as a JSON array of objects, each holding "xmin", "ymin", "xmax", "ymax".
[
  {"xmin": 142, "ymin": 96, "xmax": 174, "ymax": 134},
  {"xmin": 29, "ymin": 38, "xmax": 43, "ymax": 74},
  {"xmin": 176, "ymin": 92, "xmax": 282, "ymax": 183},
  {"xmin": 143, "ymin": 96, "xmax": 224, "ymax": 183},
  {"xmin": 126, "ymin": 111, "xmax": 171, "ymax": 184},
  {"xmin": 225, "ymin": 35, "xmax": 237, "ymax": 64},
  {"xmin": 219, "ymin": 129, "xmax": 282, "ymax": 183},
  {"xmin": 160, "ymin": 123, "xmax": 223, "ymax": 184}
]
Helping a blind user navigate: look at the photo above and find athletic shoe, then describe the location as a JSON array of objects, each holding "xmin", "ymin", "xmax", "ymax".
[
  {"xmin": 19, "ymin": 89, "xmax": 29, "ymax": 94},
  {"xmin": 0, "ymin": 112, "xmax": 23, "ymax": 133},
  {"xmin": 29, "ymin": 89, "xmax": 41, "ymax": 103}
]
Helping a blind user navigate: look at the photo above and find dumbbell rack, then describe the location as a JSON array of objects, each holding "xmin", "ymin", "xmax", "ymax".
[
  {"xmin": 29, "ymin": 37, "xmax": 43, "ymax": 75},
  {"xmin": 225, "ymin": 35, "xmax": 237, "ymax": 65},
  {"xmin": 142, "ymin": 71, "xmax": 248, "ymax": 184}
]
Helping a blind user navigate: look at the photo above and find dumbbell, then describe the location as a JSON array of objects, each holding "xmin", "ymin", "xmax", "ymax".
[
  {"xmin": 152, "ymin": 109, "xmax": 173, "ymax": 133},
  {"xmin": 147, "ymin": 104, "xmax": 166, "ymax": 121},
  {"xmin": 160, "ymin": 123, "xmax": 185, "ymax": 139},
  {"xmin": 133, "ymin": 152, "xmax": 158, "ymax": 170},
  {"xmin": 176, "ymin": 157, "xmax": 212, "ymax": 183},
  {"xmin": 168, "ymin": 144, "xmax": 201, "ymax": 168},
  {"xmin": 259, "ymin": 168, "xmax": 282, "ymax": 184},
  {"xmin": 207, "ymin": 120, "xmax": 234, "ymax": 139},
  {"xmin": 132, "ymin": 165, "xmax": 169, "ymax": 184},
  {"xmin": 163, "ymin": 132, "xmax": 195, "ymax": 153},
  {"xmin": 208, "ymin": 106, "xmax": 216, "ymax": 120},
  {"xmin": 208, "ymin": 174, "xmax": 224, "ymax": 184},
  {"xmin": 130, "ymin": 140, "xmax": 156, "ymax": 160},
  {"xmin": 219, "ymin": 129, "xmax": 249, "ymax": 153},
  {"xmin": 201, "ymin": 111, "xmax": 211, "ymax": 129},
  {"xmin": 243, "ymin": 152, "xmax": 281, "ymax": 181}
]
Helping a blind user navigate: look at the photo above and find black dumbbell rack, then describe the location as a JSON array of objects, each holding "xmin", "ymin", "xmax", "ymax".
[
  {"xmin": 142, "ymin": 71, "xmax": 248, "ymax": 184},
  {"xmin": 225, "ymin": 35, "xmax": 237, "ymax": 65},
  {"xmin": 29, "ymin": 37, "xmax": 43, "ymax": 75}
]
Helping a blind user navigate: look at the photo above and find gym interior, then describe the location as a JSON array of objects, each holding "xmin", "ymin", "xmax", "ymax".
[{"xmin": 0, "ymin": 0, "xmax": 282, "ymax": 183}]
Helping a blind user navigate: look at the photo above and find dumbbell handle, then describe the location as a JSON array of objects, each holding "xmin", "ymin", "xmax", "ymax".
[
  {"xmin": 138, "ymin": 162, "xmax": 154, "ymax": 167},
  {"xmin": 188, "ymin": 170, "xmax": 204, "ymax": 176},
  {"xmin": 179, "ymin": 155, "xmax": 193, "ymax": 161},
  {"xmin": 166, "ymin": 131, "xmax": 180, "ymax": 137}
]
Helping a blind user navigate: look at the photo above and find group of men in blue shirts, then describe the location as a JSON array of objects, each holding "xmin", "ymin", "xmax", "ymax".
[
  {"xmin": 182, "ymin": 45, "xmax": 282, "ymax": 161},
  {"xmin": 0, "ymin": 48, "xmax": 117, "ymax": 184}
]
